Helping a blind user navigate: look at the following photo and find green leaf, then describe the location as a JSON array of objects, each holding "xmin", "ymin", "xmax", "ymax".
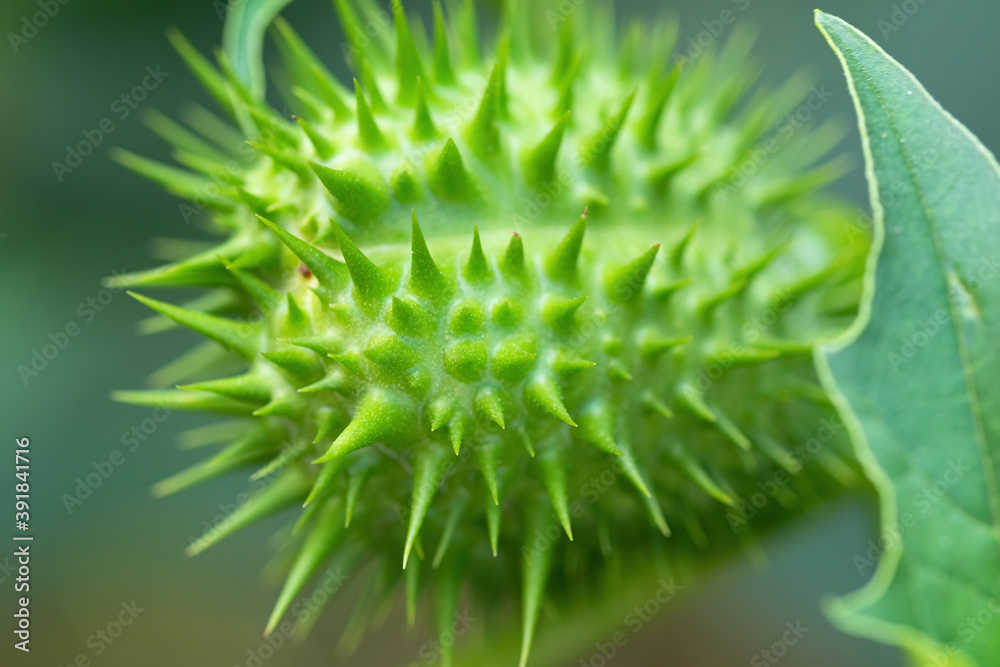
[
  {"xmin": 814, "ymin": 11, "xmax": 1000, "ymax": 666},
  {"xmin": 222, "ymin": 0, "xmax": 294, "ymax": 97}
]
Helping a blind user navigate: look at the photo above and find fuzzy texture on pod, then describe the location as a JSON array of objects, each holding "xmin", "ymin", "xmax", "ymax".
[{"xmin": 113, "ymin": 1, "xmax": 865, "ymax": 664}]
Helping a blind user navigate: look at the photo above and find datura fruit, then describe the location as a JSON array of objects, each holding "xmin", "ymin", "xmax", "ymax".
[{"xmin": 111, "ymin": 1, "xmax": 865, "ymax": 664}]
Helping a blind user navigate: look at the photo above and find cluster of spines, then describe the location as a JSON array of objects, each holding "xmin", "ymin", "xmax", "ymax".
[
  {"xmin": 114, "ymin": 200, "xmax": 853, "ymax": 665},
  {"xmin": 108, "ymin": 1, "xmax": 864, "ymax": 665}
]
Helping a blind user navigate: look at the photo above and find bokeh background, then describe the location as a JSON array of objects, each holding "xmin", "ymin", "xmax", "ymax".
[{"xmin": 3, "ymin": 0, "xmax": 998, "ymax": 665}]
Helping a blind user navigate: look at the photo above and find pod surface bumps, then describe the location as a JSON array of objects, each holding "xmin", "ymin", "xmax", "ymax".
[{"xmin": 114, "ymin": 1, "xmax": 865, "ymax": 664}]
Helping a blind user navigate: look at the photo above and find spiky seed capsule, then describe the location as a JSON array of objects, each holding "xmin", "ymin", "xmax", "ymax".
[{"xmin": 114, "ymin": 2, "xmax": 863, "ymax": 665}]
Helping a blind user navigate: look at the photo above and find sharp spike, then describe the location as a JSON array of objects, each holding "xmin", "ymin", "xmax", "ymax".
[
  {"xmin": 735, "ymin": 242, "xmax": 791, "ymax": 281},
  {"xmin": 256, "ymin": 216, "xmax": 348, "ymax": 299},
  {"xmin": 315, "ymin": 390, "xmax": 413, "ymax": 462},
  {"xmin": 143, "ymin": 108, "xmax": 232, "ymax": 162},
  {"xmin": 524, "ymin": 374, "xmax": 576, "ymax": 426},
  {"xmin": 176, "ymin": 421, "xmax": 249, "ymax": 450},
  {"xmin": 310, "ymin": 65, "xmax": 352, "ymax": 121},
  {"xmin": 403, "ymin": 446, "xmax": 448, "ymax": 568},
  {"xmin": 670, "ymin": 446, "xmax": 735, "ymax": 506},
  {"xmin": 492, "ymin": 336, "xmax": 537, "ymax": 383},
  {"xmin": 474, "ymin": 387, "xmax": 505, "ymax": 429},
  {"xmin": 295, "ymin": 116, "xmax": 335, "ymax": 160},
  {"xmin": 641, "ymin": 391, "xmax": 674, "ymax": 419},
  {"xmin": 698, "ymin": 279, "xmax": 749, "ymax": 320},
  {"xmin": 187, "ymin": 470, "xmax": 309, "ymax": 555},
  {"xmin": 303, "ymin": 456, "xmax": 353, "ymax": 506},
  {"xmin": 444, "ymin": 340, "xmax": 488, "ymax": 383},
  {"xmin": 705, "ymin": 347, "xmax": 781, "ymax": 369},
  {"xmin": 581, "ymin": 90, "xmax": 636, "ymax": 171},
  {"xmin": 160, "ymin": 349, "xmax": 200, "ymax": 384},
  {"xmin": 428, "ymin": 396, "xmax": 454, "ymax": 432},
  {"xmin": 500, "ymin": 232, "xmax": 526, "ymax": 281},
  {"xmin": 475, "ymin": 439, "xmax": 500, "ymax": 504},
  {"xmin": 261, "ymin": 349, "xmax": 324, "ymax": 384},
  {"xmin": 577, "ymin": 404, "xmax": 624, "ymax": 456},
  {"xmin": 550, "ymin": 350, "xmax": 597, "ymax": 377},
  {"xmin": 492, "ymin": 297, "xmax": 524, "ymax": 328},
  {"xmin": 252, "ymin": 392, "xmax": 306, "ymax": 419},
  {"xmin": 411, "ymin": 77, "xmax": 438, "ymax": 141},
  {"xmin": 220, "ymin": 259, "xmax": 281, "ymax": 313},
  {"xmin": 353, "ymin": 79, "xmax": 388, "ymax": 149},
  {"xmin": 109, "ymin": 238, "xmax": 258, "ymax": 290},
  {"xmin": 712, "ymin": 407, "xmax": 753, "ymax": 451},
  {"xmin": 298, "ymin": 369, "xmax": 351, "ymax": 394},
  {"xmin": 523, "ymin": 111, "xmax": 570, "ymax": 187},
  {"xmin": 405, "ymin": 555, "xmax": 420, "ymax": 627},
  {"xmin": 271, "ymin": 18, "xmax": 343, "ymax": 107},
  {"xmin": 485, "ymin": 491, "xmax": 501, "ymax": 556},
  {"xmin": 431, "ymin": 1, "xmax": 455, "ymax": 85},
  {"xmin": 112, "ymin": 149, "xmax": 220, "ymax": 203},
  {"xmin": 551, "ymin": 19, "xmax": 574, "ymax": 84},
  {"xmin": 496, "ymin": 40, "xmax": 511, "ymax": 120},
  {"xmin": 676, "ymin": 383, "xmax": 717, "ymax": 423},
  {"xmin": 517, "ymin": 427, "xmax": 536, "ymax": 457},
  {"xmin": 310, "ymin": 161, "xmax": 391, "ymax": 224},
  {"xmin": 282, "ymin": 293, "xmax": 310, "ymax": 335},
  {"xmin": 432, "ymin": 496, "xmax": 466, "ymax": 568},
  {"xmin": 450, "ymin": 0, "xmax": 479, "ymax": 67},
  {"xmin": 464, "ymin": 64, "xmax": 502, "ymax": 158},
  {"xmin": 178, "ymin": 372, "xmax": 271, "ymax": 405},
  {"xmin": 393, "ymin": 0, "xmax": 425, "ymax": 104},
  {"xmin": 166, "ymin": 29, "xmax": 233, "ymax": 116},
  {"xmin": 359, "ymin": 58, "xmax": 388, "ymax": 112},
  {"xmin": 333, "ymin": 0, "xmax": 381, "ymax": 68},
  {"xmin": 247, "ymin": 106, "xmax": 299, "ymax": 148},
  {"xmin": 616, "ymin": 442, "xmax": 670, "ymax": 535},
  {"xmin": 410, "ymin": 212, "xmax": 450, "ymax": 299},
  {"xmin": 391, "ymin": 163, "xmax": 422, "ymax": 202},
  {"xmin": 112, "ymin": 389, "xmax": 255, "ymax": 415},
  {"xmin": 638, "ymin": 333, "xmax": 693, "ymax": 360},
  {"xmin": 605, "ymin": 244, "xmax": 660, "ymax": 303},
  {"xmin": 649, "ymin": 154, "xmax": 700, "ymax": 193},
  {"xmin": 313, "ymin": 407, "xmax": 349, "ymax": 446},
  {"xmin": 284, "ymin": 335, "xmax": 340, "ymax": 356},
  {"xmin": 265, "ymin": 499, "xmax": 345, "ymax": 634},
  {"xmin": 332, "ymin": 224, "xmax": 391, "ymax": 302},
  {"xmin": 545, "ymin": 210, "xmax": 587, "ymax": 281},
  {"xmin": 606, "ymin": 359, "xmax": 633, "ymax": 382},
  {"xmin": 463, "ymin": 226, "xmax": 492, "ymax": 283},
  {"xmin": 670, "ymin": 218, "xmax": 702, "ymax": 269},
  {"xmin": 428, "ymin": 138, "xmax": 477, "ymax": 202},
  {"xmin": 500, "ymin": 0, "xmax": 531, "ymax": 64},
  {"xmin": 542, "ymin": 295, "xmax": 587, "ymax": 331},
  {"xmin": 388, "ymin": 296, "xmax": 433, "ymax": 338},
  {"xmin": 154, "ymin": 427, "xmax": 281, "ymax": 497},
  {"xmin": 214, "ymin": 49, "xmax": 260, "ymax": 109},
  {"xmin": 247, "ymin": 140, "xmax": 311, "ymax": 179},
  {"xmin": 448, "ymin": 412, "xmax": 470, "ymax": 454},
  {"xmin": 448, "ymin": 300, "xmax": 485, "ymax": 335},
  {"xmin": 554, "ymin": 51, "xmax": 581, "ymax": 116},
  {"xmin": 519, "ymin": 504, "xmax": 553, "ymax": 667},
  {"xmin": 127, "ymin": 292, "xmax": 258, "ymax": 359},
  {"xmin": 364, "ymin": 333, "xmax": 419, "ymax": 374},
  {"xmin": 636, "ymin": 66, "xmax": 681, "ymax": 149}
]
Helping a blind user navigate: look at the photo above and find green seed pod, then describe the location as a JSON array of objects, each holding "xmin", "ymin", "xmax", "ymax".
[{"xmin": 112, "ymin": 2, "xmax": 865, "ymax": 664}]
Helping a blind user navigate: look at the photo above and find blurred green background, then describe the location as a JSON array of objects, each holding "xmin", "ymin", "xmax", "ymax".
[{"xmin": 2, "ymin": 0, "xmax": 998, "ymax": 665}]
